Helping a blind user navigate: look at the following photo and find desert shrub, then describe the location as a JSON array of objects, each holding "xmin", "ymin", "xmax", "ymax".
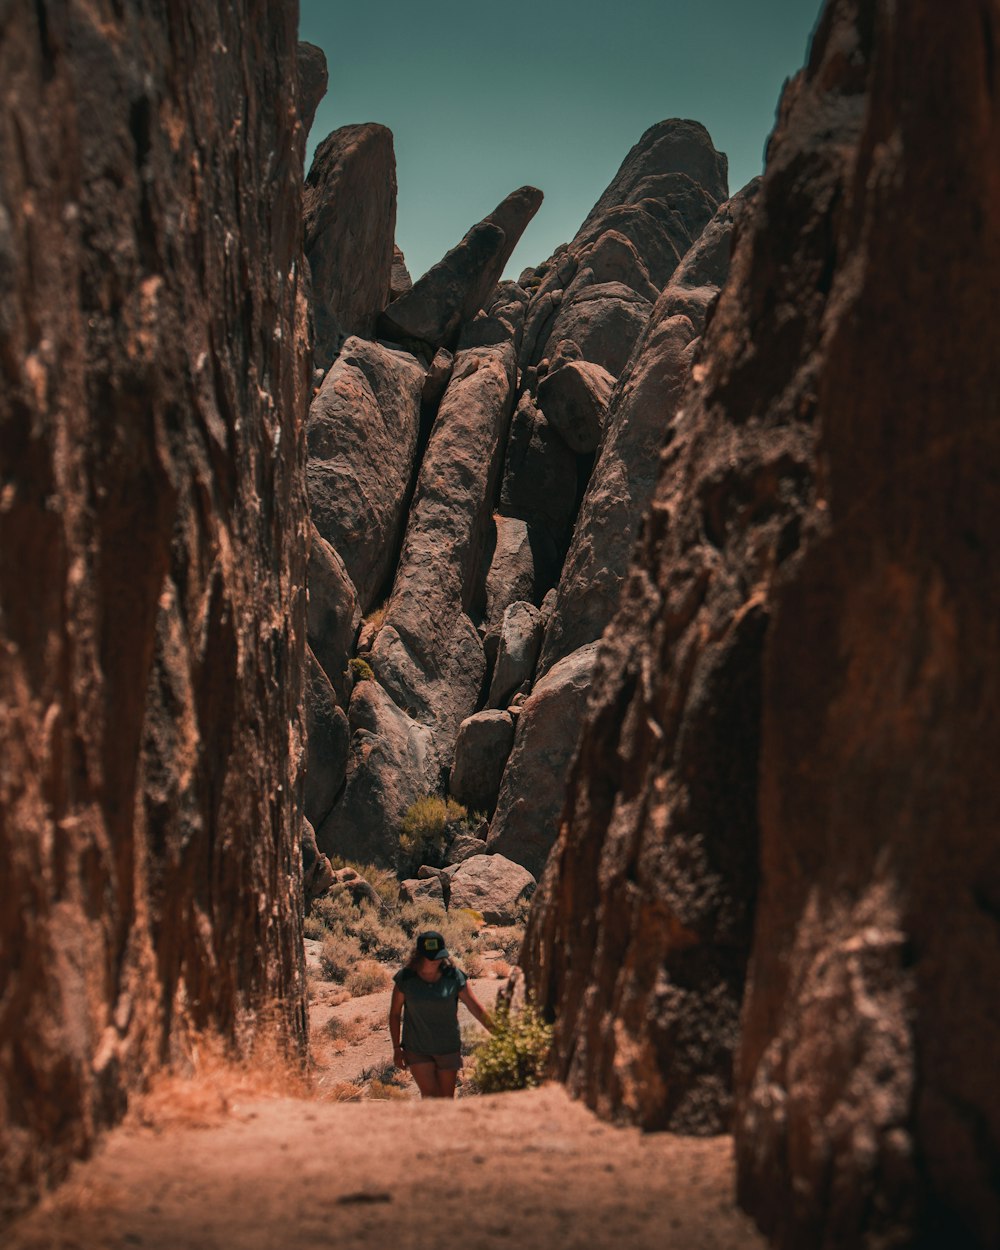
[
  {"xmin": 399, "ymin": 795, "xmax": 468, "ymax": 873},
  {"xmin": 327, "ymin": 857, "xmax": 399, "ymax": 908},
  {"xmin": 488, "ymin": 925, "xmax": 523, "ymax": 962},
  {"xmin": 462, "ymin": 951, "xmax": 485, "ymax": 978},
  {"xmin": 364, "ymin": 602, "xmax": 388, "ymax": 632},
  {"xmin": 319, "ymin": 931, "xmax": 358, "ymax": 983},
  {"xmin": 348, "ymin": 656, "xmax": 374, "ymax": 683},
  {"xmin": 303, "ymin": 913, "xmax": 327, "ymax": 940},
  {"xmin": 469, "ymin": 1002, "xmax": 552, "ymax": 1094},
  {"xmin": 367, "ymin": 1080, "xmax": 409, "ymax": 1100},
  {"xmin": 345, "ymin": 959, "xmax": 392, "ymax": 997}
]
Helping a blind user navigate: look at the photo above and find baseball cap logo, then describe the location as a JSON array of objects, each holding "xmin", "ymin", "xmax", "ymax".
[{"xmin": 425, "ymin": 937, "xmax": 439, "ymax": 950}]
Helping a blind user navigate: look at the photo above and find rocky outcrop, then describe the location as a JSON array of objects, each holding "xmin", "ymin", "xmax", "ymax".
[
  {"xmin": 537, "ymin": 186, "xmax": 756, "ymax": 677},
  {"xmin": 370, "ymin": 338, "xmax": 518, "ymax": 752},
  {"xmin": 520, "ymin": 120, "xmax": 727, "ymax": 380},
  {"xmin": 734, "ymin": 5, "xmax": 1000, "ymax": 1248},
  {"xmin": 297, "ymin": 42, "xmax": 328, "ymax": 140},
  {"xmin": 306, "ymin": 337, "xmax": 425, "ymax": 612},
  {"xmin": 378, "ymin": 186, "xmax": 543, "ymax": 355},
  {"xmin": 0, "ymin": 0, "xmax": 307, "ymax": 1221},
  {"xmin": 304, "ymin": 124, "xmax": 397, "ymax": 368},
  {"xmin": 526, "ymin": 3, "xmax": 1000, "ymax": 1246},
  {"xmin": 487, "ymin": 643, "xmax": 600, "ymax": 877}
]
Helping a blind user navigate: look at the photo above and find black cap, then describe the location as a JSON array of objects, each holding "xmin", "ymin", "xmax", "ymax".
[{"xmin": 416, "ymin": 930, "xmax": 449, "ymax": 961}]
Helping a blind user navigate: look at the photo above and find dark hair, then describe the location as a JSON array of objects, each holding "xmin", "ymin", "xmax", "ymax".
[{"xmin": 406, "ymin": 941, "xmax": 455, "ymax": 973}]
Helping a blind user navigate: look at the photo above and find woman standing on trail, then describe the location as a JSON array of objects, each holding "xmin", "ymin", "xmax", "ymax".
[{"xmin": 390, "ymin": 930, "xmax": 494, "ymax": 1098}]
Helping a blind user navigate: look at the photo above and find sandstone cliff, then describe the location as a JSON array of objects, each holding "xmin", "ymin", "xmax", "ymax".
[{"xmin": 0, "ymin": 1, "xmax": 309, "ymax": 1220}]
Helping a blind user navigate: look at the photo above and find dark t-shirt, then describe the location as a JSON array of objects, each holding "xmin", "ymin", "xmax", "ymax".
[{"xmin": 393, "ymin": 964, "xmax": 467, "ymax": 1054}]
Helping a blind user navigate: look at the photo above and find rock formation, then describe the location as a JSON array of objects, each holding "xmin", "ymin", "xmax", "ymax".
[
  {"xmin": 522, "ymin": 2, "xmax": 1000, "ymax": 1247},
  {"xmin": 0, "ymin": 0, "xmax": 308, "ymax": 1221},
  {"xmin": 378, "ymin": 186, "xmax": 543, "ymax": 356},
  {"xmin": 296, "ymin": 42, "xmax": 329, "ymax": 140},
  {"xmin": 304, "ymin": 124, "xmax": 397, "ymax": 369}
]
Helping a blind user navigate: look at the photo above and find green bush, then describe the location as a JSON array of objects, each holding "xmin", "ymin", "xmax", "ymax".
[
  {"xmin": 348, "ymin": 656, "xmax": 374, "ymax": 683},
  {"xmin": 398, "ymin": 794, "xmax": 468, "ymax": 873},
  {"xmin": 469, "ymin": 1002, "xmax": 552, "ymax": 1094}
]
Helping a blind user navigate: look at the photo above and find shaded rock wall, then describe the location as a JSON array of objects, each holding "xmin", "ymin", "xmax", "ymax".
[
  {"xmin": 0, "ymin": 0, "xmax": 309, "ymax": 1220},
  {"xmin": 736, "ymin": 3, "xmax": 1000, "ymax": 1247},
  {"xmin": 524, "ymin": 0, "xmax": 999, "ymax": 1244}
]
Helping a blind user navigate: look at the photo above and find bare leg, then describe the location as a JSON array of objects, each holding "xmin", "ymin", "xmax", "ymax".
[
  {"xmin": 409, "ymin": 1063, "xmax": 439, "ymax": 1099},
  {"xmin": 437, "ymin": 1069, "xmax": 458, "ymax": 1099}
]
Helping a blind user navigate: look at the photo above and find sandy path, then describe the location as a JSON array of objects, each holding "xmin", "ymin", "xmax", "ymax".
[{"xmin": 7, "ymin": 1084, "xmax": 766, "ymax": 1250}]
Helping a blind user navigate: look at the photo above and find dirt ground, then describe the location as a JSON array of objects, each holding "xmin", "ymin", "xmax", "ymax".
[{"xmin": 6, "ymin": 971, "xmax": 768, "ymax": 1250}]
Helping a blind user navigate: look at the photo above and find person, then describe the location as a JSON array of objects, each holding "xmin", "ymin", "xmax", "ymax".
[{"xmin": 389, "ymin": 929, "xmax": 494, "ymax": 1098}]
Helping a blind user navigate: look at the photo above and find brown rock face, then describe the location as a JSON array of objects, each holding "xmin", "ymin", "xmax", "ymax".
[
  {"xmin": 296, "ymin": 42, "xmax": 328, "ymax": 141},
  {"xmin": 735, "ymin": 4, "xmax": 1000, "ymax": 1247},
  {"xmin": 378, "ymin": 186, "xmax": 543, "ymax": 355},
  {"xmin": 536, "ymin": 185, "xmax": 756, "ymax": 679},
  {"xmin": 0, "ymin": 0, "xmax": 308, "ymax": 1222},
  {"xmin": 521, "ymin": 135, "xmax": 824, "ymax": 1134},
  {"xmin": 306, "ymin": 336, "xmax": 425, "ymax": 613},
  {"xmin": 304, "ymin": 124, "xmax": 397, "ymax": 368}
]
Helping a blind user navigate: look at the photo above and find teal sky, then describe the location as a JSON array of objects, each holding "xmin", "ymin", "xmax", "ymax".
[{"xmin": 299, "ymin": 1, "xmax": 822, "ymax": 282}]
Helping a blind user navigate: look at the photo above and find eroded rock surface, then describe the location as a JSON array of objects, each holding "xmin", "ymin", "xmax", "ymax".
[
  {"xmin": 370, "ymin": 340, "xmax": 518, "ymax": 751},
  {"xmin": 306, "ymin": 337, "xmax": 425, "ymax": 612},
  {"xmin": 304, "ymin": 124, "xmax": 397, "ymax": 368},
  {"xmin": 0, "ymin": 0, "xmax": 308, "ymax": 1219},
  {"xmin": 537, "ymin": 186, "xmax": 756, "ymax": 677},
  {"xmin": 487, "ymin": 643, "xmax": 600, "ymax": 877},
  {"xmin": 378, "ymin": 186, "xmax": 542, "ymax": 354}
]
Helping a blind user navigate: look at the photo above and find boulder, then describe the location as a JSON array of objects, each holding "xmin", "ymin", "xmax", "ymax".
[
  {"xmin": 329, "ymin": 866, "xmax": 386, "ymax": 911},
  {"xmin": 307, "ymin": 523, "xmax": 361, "ymax": 702},
  {"xmin": 449, "ymin": 711, "xmax": 516, "ymax": 817},
  {"xmin": 482, "ymin": 515, "xmax": 558, "ymax": 647},
  {"xmin": 370, "ymin": 339, "xmax": 517, "ymax": 751},
  {"xmin": 536, "ymin": 360, "xmax": 615, "ymax": 454},
  {"xmin": 399, "ymin": 876, "xmax": 446, "ymax": 907},
  {"xmin": 542, "ymin": 280, "xmax": 652, "ymax": 379},
  {"xmin": 448, "ymin": 855, "xmax": 536, "ymax": 925},
  {"xmin": 378, "ymin": 186, "xmax": 543, "ymax": 354},
  {"xmin": 304, "ymin": 123, "xmax": 397, "ymax": 367},
  {"xmin": 487, "ymin": 603, "xmax": 544, "ymax": 709},
  {"xmin": 304, "ymin": 650, "xmax": 350, "ymax": 830},
  {"xmin": 536, "ymin": 185, "xmax": 756, "ymax": 678},
  {"xmin": 306, "ymin": 336, "xmax": 425, "ymax": 612},
  {"xmin": 296, "ymin": 42, "xmax": 328, "ymax": 141},
  {"xmin": 316, "ymin": 680, "xmax": 439, "ymax": 867},
  {"xmin": 445, "ymin": 833, "xmax": 488, "ymax": 865},
  {"xmin": 487, "ymin": 643, "xmax": 600, "ymax": 877}
]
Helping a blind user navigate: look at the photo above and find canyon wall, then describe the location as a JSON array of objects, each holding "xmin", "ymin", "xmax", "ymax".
[
  {"xmin": 0, "ymin": 0, "xmax": 310, "ymax": 1220},
  {"xmin": 524, "ymin": 0, "xmax": 1000, "ymax": 1245}
]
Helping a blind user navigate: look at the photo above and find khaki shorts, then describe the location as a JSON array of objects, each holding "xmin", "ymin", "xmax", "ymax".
[{"xmin": 403, "ymin": 1049, "xmax": 463, "ymax": 1070}]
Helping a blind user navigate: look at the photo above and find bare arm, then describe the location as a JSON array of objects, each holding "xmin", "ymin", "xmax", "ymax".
[
  {"xmin": 459, "ymin": 983, "xmax": 495, "ymax": 1033},
  {"xmin": 389, "ymin": 985, "xmax": 407, "ymax": 1067}
]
